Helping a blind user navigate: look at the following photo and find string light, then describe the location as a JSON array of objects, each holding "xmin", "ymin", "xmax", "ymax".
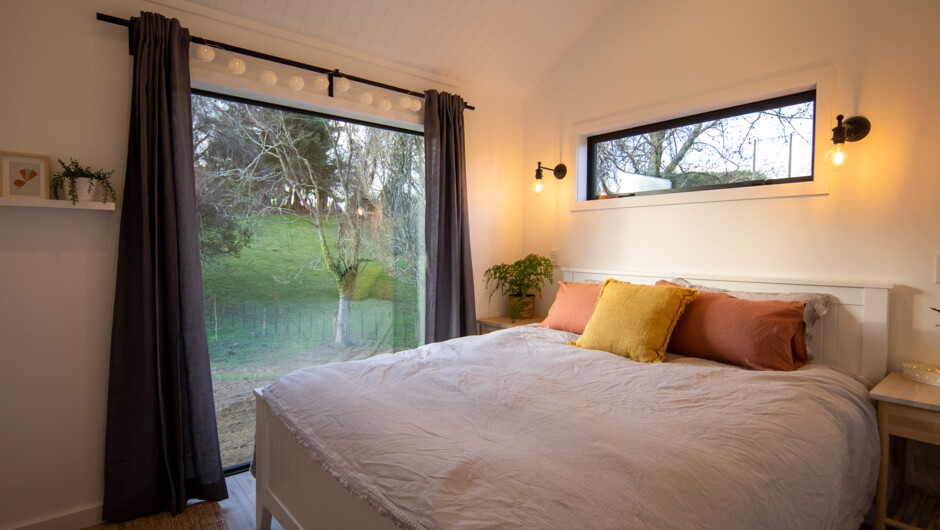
[
  {"xmin": 195, "ymin": 45, "xmax": 215, "ymax": 62},
  {"xmin": 260, "ymin": 70, "xmax": 278, "ymax": 86},
  {"xmin": 356, "ymin": 206, "xmax": 365, "ymax": 217},
  {"xmin": 288, "ymin": 75, "xmax": 304, "ymax": 91},
  {"xmin": 227, "ymin": 58, "xmax": 246, "ymax": 75},
  {"xmin": 207, "ymin": 52, "xmax": 431, "ymax": 113}
]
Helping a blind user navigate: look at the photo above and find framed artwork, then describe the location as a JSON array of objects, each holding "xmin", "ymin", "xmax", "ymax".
[{"xmin": 1, "ymin": 152, "xmax": 50, "ymax": 199}]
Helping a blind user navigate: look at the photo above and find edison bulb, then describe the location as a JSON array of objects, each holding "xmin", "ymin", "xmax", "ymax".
[
  {"xmin": 824, "ymin": 143, "xmax": 848, "ymax": 170},
  {"xmin": 227, "ymin": 58, "xmax": 246, "ymax": 75},
  {"xmin": 359, "ymin": 91, "xmax": 374, "ymax": 105},
  {"xmin": 399, "ymin": 96, "xmax": 412, "ymax": 109},
  {"xmin": 335, "ymin": 77, "xmax": 350, "ymax": 92},
  {"xmin": 410, "ymin": 99, "xmax": 422, "ymax": 112},
  {"xmin": 288, "ymin": 75, "xmax": 304, "ymax": 91},
  {"xmin": 356, "ymin": 206, "xmax": 365, "ymax": 217},
  {"xmin": 260, "ymin": 70, "xmax": 278, "ymax": 86},
  {"xmin": 195, "ymin": 45, "xmax": 215, "ymax": 62},
  {"xmin": 379, "ymin": 98, "xmax": 392, "ymax": 111},
  {"xmin": 314, "ymin": 75, "xmax": 329, "ymax": 91},
  {"xmin": 532, "ymin": 178, "xmax": 545, "ymax": 193}
]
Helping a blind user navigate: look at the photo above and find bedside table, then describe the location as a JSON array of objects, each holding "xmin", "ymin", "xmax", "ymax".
[
  {"xmin": 871, "ymin": 372, "xmax": 940, "ymax": 530},
  {"xmin": 476, "ymin": 315, "xmax": 544, "ymax": 335}
]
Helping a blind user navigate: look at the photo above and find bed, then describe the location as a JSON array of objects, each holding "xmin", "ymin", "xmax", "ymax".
[{"xmin": 254, "ymin": 268, "xmax": 892, "ymax": 529}]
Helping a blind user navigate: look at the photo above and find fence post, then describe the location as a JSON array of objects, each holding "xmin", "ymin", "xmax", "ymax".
[
  {"xmin": 213, "ymin": 295, "xmax": 217, "ymax": 342},
  {"xmin": 414, "ymin": 309, "xmax": 420, "ymax": 347}
]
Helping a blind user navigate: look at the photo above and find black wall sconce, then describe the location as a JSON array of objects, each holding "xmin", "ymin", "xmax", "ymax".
[
  {"xmin": 824, "ymin": 114, "xmax": 871, "ymax": 170},
  {"xmin": 533, "ymin": 161, "xmax": 567, "ymax": 193}
]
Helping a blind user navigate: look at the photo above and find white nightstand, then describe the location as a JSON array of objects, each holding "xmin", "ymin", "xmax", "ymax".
[
  {"xmin": 476, "ymin": 315, "xmax": 544, "ymax": 335},
  {"xmin": 871, "ymin": 372, "xmax": 940, "ymax": 530}
]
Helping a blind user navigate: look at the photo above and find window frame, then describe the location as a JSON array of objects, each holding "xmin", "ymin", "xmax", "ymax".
[
  {"xmin": 586, "ymin": 89, "xmax": 816, "ymax": 200},
  {"xmin": 569, "ymin": 65, "xmax": 836, "ymax": 211}
]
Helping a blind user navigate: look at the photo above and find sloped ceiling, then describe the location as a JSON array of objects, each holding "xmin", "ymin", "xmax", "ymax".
[{"xmin": 182, "ymin": 0, "xmax": 612, "ymax": 102}]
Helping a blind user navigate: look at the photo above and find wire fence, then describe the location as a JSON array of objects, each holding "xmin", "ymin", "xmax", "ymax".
[{"xmin": 204, "ymin": 295, "xmax": 421, "ymax": 349}]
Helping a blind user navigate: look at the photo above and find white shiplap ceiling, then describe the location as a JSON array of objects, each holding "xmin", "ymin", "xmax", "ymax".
[{"xmin": 181, "ymin": 0, "xmax": 612, "ymax": 102}]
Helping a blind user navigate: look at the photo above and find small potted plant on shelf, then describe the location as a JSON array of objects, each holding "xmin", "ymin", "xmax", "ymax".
[
  {"xmin": 483, "ymin": 253, "xmax": 554, "ymax": 321},
  {"xmin": 50, "ymin": 158, "xmax": 116, "ymax": 205}
]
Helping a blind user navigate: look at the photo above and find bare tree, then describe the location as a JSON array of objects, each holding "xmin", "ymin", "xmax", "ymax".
[{"xmin": 594, "ymin": 104, "xmax": 814, "ymax": 196}]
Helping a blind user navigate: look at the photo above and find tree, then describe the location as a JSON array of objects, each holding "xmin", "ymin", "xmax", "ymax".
[
  {"xmin": 192, "ymin": 96, "xmax": 270, "ymax": 261},
  {"xmin": 594, "ymin": 104, "xmax": 814, "ymax": 196},
  {"xmin": 193, "ymin": 95, "xmax": 426, "ymax": 348}
]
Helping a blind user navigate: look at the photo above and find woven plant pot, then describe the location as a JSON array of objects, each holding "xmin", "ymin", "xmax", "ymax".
[{"xmin": 508, "ymin": 294, "xmax": 535, "ymax": 321}]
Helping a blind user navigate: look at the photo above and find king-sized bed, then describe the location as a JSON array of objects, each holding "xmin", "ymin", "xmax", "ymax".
[{"xmin": 253, "ymin": 269, "xmax": 892, "ymax": 529}]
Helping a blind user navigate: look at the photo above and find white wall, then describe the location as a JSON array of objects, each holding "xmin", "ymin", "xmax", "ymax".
[
  {"xmin": 0, "ymin": 1, "xmax": 523, "ymax": 527},
  {"xmin": 522, "ymin": 0, "xmax": 940, "ymax": 371}
]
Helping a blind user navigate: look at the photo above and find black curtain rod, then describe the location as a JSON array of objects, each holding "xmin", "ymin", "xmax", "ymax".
[{"xmin": 96, "ymin": 12, "xmax": 474, "ymax": 111}]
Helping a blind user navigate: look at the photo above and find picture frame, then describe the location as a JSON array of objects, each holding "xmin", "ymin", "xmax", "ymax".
[{"xmin": 1, "ymin": 152, "xmax": 50, "ymax": 199}]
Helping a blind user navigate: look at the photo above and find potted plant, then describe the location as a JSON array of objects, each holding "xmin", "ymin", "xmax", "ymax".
[
  {"xmin": 51, "ymin": 158, "xmax": 117, "ymax": 205},
  {"xmin": 483, "ymin": 253, "xmax": 554, "ymax": 321}
]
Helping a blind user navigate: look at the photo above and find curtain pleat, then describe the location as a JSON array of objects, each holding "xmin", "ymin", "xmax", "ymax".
[
  {"xmin": 103, "ymin": 12, "xmax": 227, "ymax": 522},
  {"xmin": 424, "ymin": 90, "xmax": 477, "ymax": 342}
]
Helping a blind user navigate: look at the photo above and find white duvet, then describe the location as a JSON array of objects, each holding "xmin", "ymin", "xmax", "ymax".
[{"xmin": 263, "ymin": 325, "xmax": 879, "ymax": 529}]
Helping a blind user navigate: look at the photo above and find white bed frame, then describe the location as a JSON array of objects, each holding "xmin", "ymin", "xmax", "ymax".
[{"xmin": 254, "ymin": 269, "xmax": 892, "ymax": 530}]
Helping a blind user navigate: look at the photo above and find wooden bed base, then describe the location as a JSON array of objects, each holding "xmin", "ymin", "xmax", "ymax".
[{"xmin": 255, "ymin": 269, "xmax": 893, "ymax": 529}]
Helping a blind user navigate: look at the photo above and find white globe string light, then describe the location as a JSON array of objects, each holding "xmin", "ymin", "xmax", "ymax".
[
  {"xmin": 359, "ymin": 91, "xmax": 373, "ymax": 105},
  {"xmin": 195, "ymin": 45, "xmax": 215, "ymax": 62},
  {"xmin": 227, "ymin": 58, "xmax": 246, "ymax": 75},
  {"xmin": 260, "ymin": 70, "xmax": 278, "ymax": 86},
  {"xmin": 314, "ymin": 74, "xmax": 329, "ymax": 91},
  {"xmin": 399, "ymin": 96, "xmax": 412, "ymax": 109},
  {"xmin": 335, "ymin": 77, "xmax": 350, "ymax": 93},
  {"xmin": 379, "ymin": 98, "xmax": 392, "ymax": 111},
  {"xmin": 288, "ymin": 75, "xmax": 305, "ymax": 91},
  {"xmin": 410, "ymin": 99, "xmax": 422, "ymax": 112}
]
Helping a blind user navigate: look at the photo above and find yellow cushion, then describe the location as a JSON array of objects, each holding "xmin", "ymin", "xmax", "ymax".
[{"xmin": 569, "ymin": 279, "xmax": 698, "ymax": 363}]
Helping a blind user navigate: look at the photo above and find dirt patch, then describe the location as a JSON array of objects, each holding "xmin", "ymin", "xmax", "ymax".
[
  {"xmin": 217, "ymin": 397, "xmax": 256, "ymax": 467},
  {"xmin": 212, "ymin": 344, "xmax": 390, "ymax": 468}
]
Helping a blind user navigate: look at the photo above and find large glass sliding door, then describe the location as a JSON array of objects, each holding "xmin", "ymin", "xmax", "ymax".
[{"xmin": 192, "ymin": 92, "xmax": 426, "ymax": 467}]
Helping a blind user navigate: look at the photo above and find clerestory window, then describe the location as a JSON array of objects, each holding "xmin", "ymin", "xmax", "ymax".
[{"xmin": 586, "ymin": 90, "xmax": 816, "ymax": 200}]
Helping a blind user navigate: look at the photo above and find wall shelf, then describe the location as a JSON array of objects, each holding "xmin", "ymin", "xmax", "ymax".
[{"xmin": 0, "ymin": 196, "xmax": 115, "ymax": 211}]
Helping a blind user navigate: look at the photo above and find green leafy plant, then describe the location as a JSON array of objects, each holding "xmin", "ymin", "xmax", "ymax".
[
  {"xmin": 50, "ymin": 158, "xmax": 116, "ymax": 205},
  {"xmin": 483, "ymin": 253, "xmax": 554, "ymax": 320}
]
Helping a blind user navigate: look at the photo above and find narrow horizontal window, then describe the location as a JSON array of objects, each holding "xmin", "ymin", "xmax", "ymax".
[{"xmin": 587, "ymin": 90, "xmax": 816, "ymax": 200}]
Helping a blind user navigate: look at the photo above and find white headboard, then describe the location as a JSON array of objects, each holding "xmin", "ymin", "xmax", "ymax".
[{"xmin": 562, "ymin": 268, "xmax": 892, "ymax": 384}]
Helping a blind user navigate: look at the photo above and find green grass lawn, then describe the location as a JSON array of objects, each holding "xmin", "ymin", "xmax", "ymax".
[{"xmin": 200, "ymin": 213, "xmax": 421, "ymax": 370}]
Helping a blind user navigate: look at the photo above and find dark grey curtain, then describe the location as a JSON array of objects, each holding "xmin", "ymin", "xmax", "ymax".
[
  {"xmin": 103, "ymin": 12, "xmax": 227, "ymax": 522},
  {"xmin": 424, "ymin": 90, "xmax": 476, "ymax": 342}
]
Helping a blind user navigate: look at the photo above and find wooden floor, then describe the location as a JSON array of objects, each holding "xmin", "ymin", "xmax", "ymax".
[{"xmin": 220, "ymin": 472, "xmax": 284, "ymax": 530}]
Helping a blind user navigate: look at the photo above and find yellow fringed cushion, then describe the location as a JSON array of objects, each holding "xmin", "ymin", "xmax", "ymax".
[{"xmin": 569, "ymin": 279, "xmax": 698, "ymax": 363}]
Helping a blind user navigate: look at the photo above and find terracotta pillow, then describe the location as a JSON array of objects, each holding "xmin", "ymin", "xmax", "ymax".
[
  {"xmin": 657, "ymin": 280, "xmax": 808, "ymax": 371},
  {"xmin": 539, "ymin": 281, "xmax": 604, "ymax": 334}
]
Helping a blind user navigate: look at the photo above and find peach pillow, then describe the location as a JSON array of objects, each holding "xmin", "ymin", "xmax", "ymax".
[
  {"xmin": 656, "ymin": 280, "xmax": 808, "ymax": 371},
  {"xmin": 539, "ymin": 281, "xmax": 604, "ymax": 334}
]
